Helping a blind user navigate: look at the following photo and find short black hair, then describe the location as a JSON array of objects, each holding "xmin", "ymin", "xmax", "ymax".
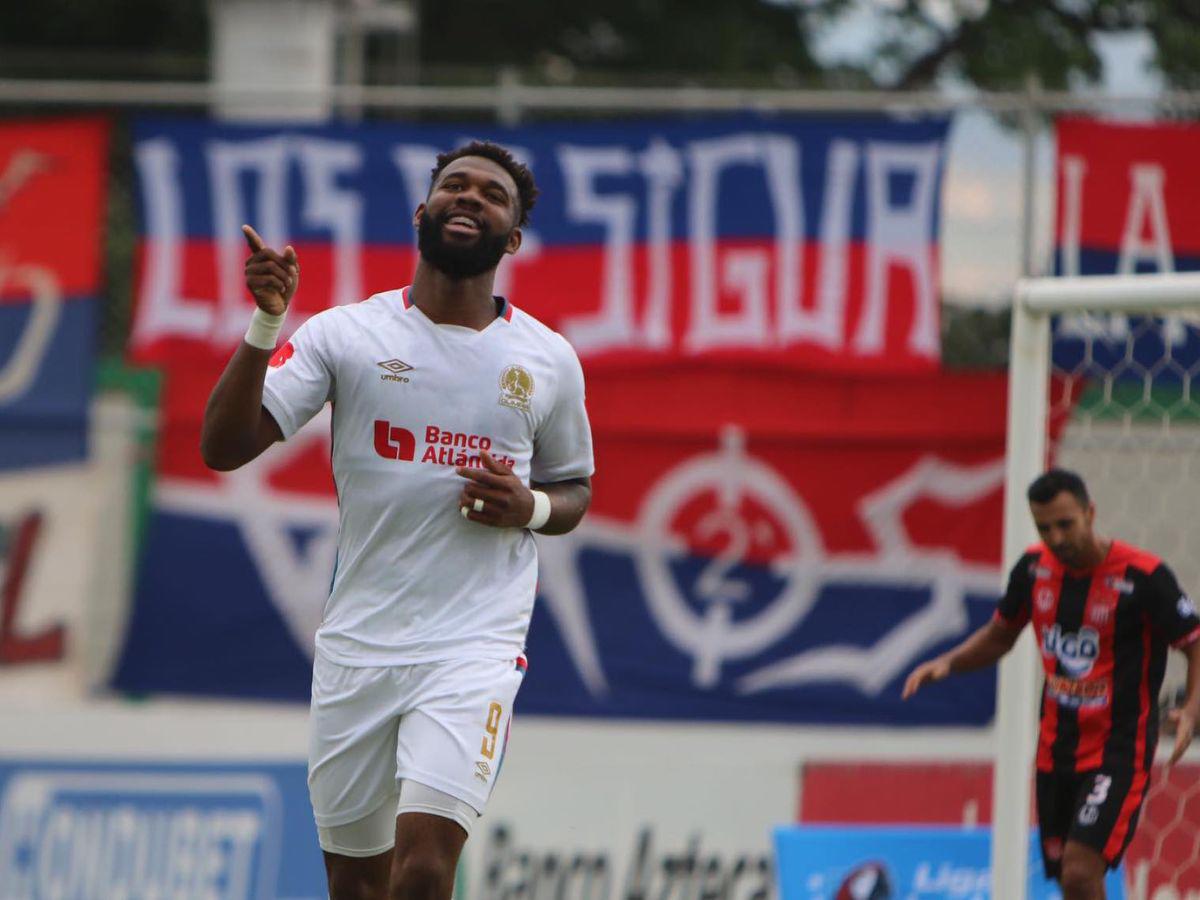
[
  {"xmin": 430, "ymin": 141, "xmax": 538, "ymax": 226},
  {"xmin": 1027, "ymin": 468, "xmax": 1090, "ymax": 506}
]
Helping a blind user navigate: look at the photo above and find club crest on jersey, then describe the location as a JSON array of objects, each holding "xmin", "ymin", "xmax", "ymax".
[
  {"xmin": 1036, "ymin": 585, "xmax": 1055, "ymax": 612},
  {"xmin": 498, "ymin": 365, "xmax": 534, "ymax": 412},
  {"xmin": 1041, "ymin": 624, "xmax": 1100, "ymax": 678},
  {"xmin": 1180, "ymin": 595, "xmax": 1197, "ymax": 619}
]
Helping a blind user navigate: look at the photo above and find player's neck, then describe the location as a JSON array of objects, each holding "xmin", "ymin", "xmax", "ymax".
[
  {"xmin": 1077, "ymin": 536, "xmax": 1113, "ymax": 570},
  {"xmin": 409, "ymin": 263, "xmax": 500, "ymax": 330}
]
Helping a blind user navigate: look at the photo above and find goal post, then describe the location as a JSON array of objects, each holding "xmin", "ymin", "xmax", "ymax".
[{"xmin": 994, "ymin": 271, "xmax": 1200, "ymax": 898}]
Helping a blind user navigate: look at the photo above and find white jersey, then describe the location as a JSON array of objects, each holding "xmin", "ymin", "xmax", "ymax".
[{"xmin": 262, "ymin": 288, "xmax": 593, "ymax": 666}]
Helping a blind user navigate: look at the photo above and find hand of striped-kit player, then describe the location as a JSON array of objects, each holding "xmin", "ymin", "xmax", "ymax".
[{"xmin": 1166, "ymin": 706, "xmax": 1196, "ymax": 766}]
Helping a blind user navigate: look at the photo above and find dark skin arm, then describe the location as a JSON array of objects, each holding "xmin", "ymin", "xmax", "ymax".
[
  {"xmin": 199, "ymin": 225, "xmax": 297, "ymax": 471},
  {"xmin": 902, "ymin": 618, "xmax": 1023, "ymax": 700},
  {"xmin": 1166, "ymin": 638, "xmax": 1200, "ymax": 765},
  {"xmin": 457, "ymin": 451, "xmax": 591, "ymax": 535}
]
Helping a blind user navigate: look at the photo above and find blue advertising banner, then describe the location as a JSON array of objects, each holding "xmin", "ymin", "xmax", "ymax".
[
  {"xmin": 774, "ymin": 825, "xmax": 1125, "ymax": 900},
  {"xmin": 0, "ymin": 759, "xmax": 324, "ymax": 899}
]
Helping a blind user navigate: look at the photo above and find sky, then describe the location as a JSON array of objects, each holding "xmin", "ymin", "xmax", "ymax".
[{"xmin": 810, "ymin": 3, "xmax": 1166, "ymax": 308}]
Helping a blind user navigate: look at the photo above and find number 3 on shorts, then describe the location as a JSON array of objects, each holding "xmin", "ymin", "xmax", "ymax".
[
  {"xmin": 1086, "ymin": 774, "xmax": 1112, "ymax": 807},
  {"xmin": 480, "ymin": 701, "xmax": 503, "ymax": 760}
]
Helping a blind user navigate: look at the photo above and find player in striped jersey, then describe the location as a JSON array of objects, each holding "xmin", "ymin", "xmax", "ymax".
[{"xmin": 903, "ymin": 468, "xmax": 1200, "ymax": 900}]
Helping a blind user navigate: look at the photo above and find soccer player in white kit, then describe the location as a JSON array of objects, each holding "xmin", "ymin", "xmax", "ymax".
[{"xmin": 200, "ymin": 141, "xmax": 594, "ymax": 900}]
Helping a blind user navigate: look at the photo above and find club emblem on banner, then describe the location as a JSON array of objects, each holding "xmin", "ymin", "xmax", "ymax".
[{"xmin": 534, "ymin": 426, "xmax": 1005, "ymax": 710}]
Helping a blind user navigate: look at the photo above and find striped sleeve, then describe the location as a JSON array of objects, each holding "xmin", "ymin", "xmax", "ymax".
[
  {"xmin": 1145, "ymin": 563, "xmax": 1200, "ymax": 648},
  {"xmin": 994, "ymin": 551, "xmax": 1038, "ymax": 629}
]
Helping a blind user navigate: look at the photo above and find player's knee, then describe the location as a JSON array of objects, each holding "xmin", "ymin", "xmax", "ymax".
[
  {"xmin": 328, "ymin": 866, "xmax": 387, "ymax": 900},
  {"xmin": 1058, "ymin": 861, "xmax": 1103, "ymax": 899},
  {"xmin": 389, "ymin": 854, "xmax": 455, "ymax": 900}
]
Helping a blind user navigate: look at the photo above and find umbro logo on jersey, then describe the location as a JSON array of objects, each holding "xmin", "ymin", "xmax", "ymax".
[
  {"xmin": 1180, "ymin": 595, "xmax": 1197, "ymax": 618},
  {"xmin": 474, "ymin": 761, "xmax": 491, "ymax": 784},
  {"xmin": 378, "ymin": 358, "xmax": 413, "ymax": 384},
  {"xmin": 1104, "ymin": 576, "xmax": 1135, "ymax": 595}
]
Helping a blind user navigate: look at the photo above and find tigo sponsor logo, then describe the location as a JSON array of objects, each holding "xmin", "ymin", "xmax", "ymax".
[{"xmin": 1041, "ymin": 624, "xmax": 1100, "ymax": 678}]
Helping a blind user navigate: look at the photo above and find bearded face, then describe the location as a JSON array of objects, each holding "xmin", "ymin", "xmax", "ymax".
[{"xmin": 417, "ymin": 207, "xmax": 513, "ymax": 280}]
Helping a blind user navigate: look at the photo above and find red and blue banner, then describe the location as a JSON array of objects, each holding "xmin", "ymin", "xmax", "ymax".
[
  {"xmin": 127, "ymin": 115, "xmax": 948, "ymax": 372},
  {"xmin": 114, "ymin": 116, "xmax": 1014, "ymax": 726},
  {"xmin": 1054, "ymin": 118, "xmax": 1200, "ymax": 374},
  {"xmin": 0, "ymin": 118, "xmax": 108, "ymax": 470}
]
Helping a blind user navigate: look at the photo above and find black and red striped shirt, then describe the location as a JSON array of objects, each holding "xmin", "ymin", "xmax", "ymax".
[{"xmin": 996, "ymin": 540, "xmax": 1200, "ymax": 774}]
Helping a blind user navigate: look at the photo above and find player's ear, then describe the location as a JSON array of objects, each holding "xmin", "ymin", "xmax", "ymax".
[
  {"xmin": 413, "ymin": 203, "xmax": 426, "ymax": 229},
  {"xmin": 505, "ymin": 226, "xmax": 522, "ymax": 255}
]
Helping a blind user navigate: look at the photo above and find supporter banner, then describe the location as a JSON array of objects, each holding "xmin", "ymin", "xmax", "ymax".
[
  {"xmin": 115, "ymin": 363, "xmax": 1007, "ymax": 726},
  {"xmin": 0, "ymin": 372, "xmax": 148, "ymax": 703},
  {"xmin": 115, "ymin": 114, "xmax": 986, "ymax": 723},
  {"xmin": 1054, "ymin": 118, "xmax": 1200, "ymax": 373},
  {"xmin": 0, "ymin": 118, "xmax": 108, "ymax": 470},
  {"xmin": 773, "ymin": 826, "xmax": 1125, "ymax": 900},
  {"xmin": 128, "ymin": 115, "xmax": 948, "ymax": 371},
  {"xmin": 0, "ymin": 759, "xmax": 323, "ymax": 899}
]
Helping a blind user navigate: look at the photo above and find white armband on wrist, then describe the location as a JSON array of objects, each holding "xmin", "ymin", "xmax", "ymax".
[
  {"xmin": 244, "ymin": 307, "xmax": 288, "ymax": 350},
  {"xmin": 525, "ymin": 490, "xmax": 551, "ymax": 530}
]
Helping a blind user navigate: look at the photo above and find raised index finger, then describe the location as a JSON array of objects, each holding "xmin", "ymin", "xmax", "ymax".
[{"xmin": 242, "ymin": 224, "xmax": 266, "ymax": 253}]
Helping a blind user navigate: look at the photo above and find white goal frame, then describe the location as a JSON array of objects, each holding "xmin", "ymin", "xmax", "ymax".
[{"xmin": 995, "ymin": 271, "xmax": 1200, "ymax": 898}]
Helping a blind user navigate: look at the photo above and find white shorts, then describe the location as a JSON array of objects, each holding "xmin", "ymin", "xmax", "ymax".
[{"xmin": 307, "ymin": 653, "xmax": 526, "ymax": 830}]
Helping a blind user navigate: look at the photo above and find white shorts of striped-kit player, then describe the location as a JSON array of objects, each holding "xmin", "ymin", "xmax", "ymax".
[{"xmin": 308, "ymin": 653, "xmax": 525, "ymax": 853}]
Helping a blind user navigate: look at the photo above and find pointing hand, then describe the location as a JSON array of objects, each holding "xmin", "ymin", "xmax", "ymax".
[{"xmin": 242, "ymin": 224, "xmax": 299, "ymax": 316}]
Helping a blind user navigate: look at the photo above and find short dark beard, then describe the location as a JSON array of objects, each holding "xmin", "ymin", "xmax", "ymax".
[{"xmin": 417, "ymin": 209, "xmax": 511, "ymax": 279}]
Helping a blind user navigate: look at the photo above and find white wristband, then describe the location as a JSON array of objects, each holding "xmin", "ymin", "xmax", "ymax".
[
  {"xmin": 244, "ymin": 307, "xmax": 287, "ymax": 350},
  {"xmin": 525, "ymin": 490, "xmax": 551, "ymax": 530}
]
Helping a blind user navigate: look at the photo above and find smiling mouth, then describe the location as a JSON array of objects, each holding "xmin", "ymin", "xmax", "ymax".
[{"xmin": 443, "ymin": 214, "xmax": 481, "ymax": 234}]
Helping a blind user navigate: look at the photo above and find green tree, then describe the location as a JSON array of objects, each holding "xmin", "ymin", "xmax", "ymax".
[
  {"xmin": 3, "ymin": 0, "xmax": 1200, "ymax": 91},
  {"xmin": 421, "ymin": 0, "xmax": 1200, "ymax": 91},
  {"xmin": 419, "ymin": 0, "xmax": 822, "ymax": 85},
  {"xmin": 0, "ymin": 0, "xmax": 208, "ymax": 78}
]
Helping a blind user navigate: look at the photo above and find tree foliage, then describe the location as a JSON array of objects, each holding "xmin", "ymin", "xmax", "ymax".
[
  {"xmin": 849, "ymin": 0, "xmax": 1194, "ymax": 91},
  {"xmin": 1, "ymin": 0, "xmax": 1198, "ymax": 91},
  {"xmin": 419, "ymin": 0, "xmax": 821, "ymax": 84}
]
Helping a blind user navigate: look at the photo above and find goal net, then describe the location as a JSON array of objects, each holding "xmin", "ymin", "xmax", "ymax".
[{"xmin": 995, "ymin": 272, "xmax": 1200, "ymax": 899}]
